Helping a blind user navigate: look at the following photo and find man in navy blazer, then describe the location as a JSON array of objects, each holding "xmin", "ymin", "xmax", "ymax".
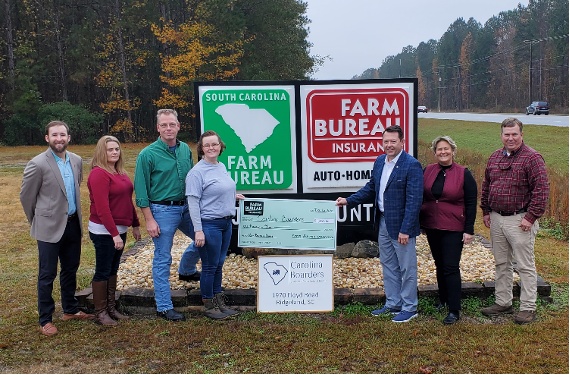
[{"xmin": 336, "ymin": 125, "xmax": 423, "ymax": 322}]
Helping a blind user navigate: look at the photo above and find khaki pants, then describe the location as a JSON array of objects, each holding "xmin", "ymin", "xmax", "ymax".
[{"xmin": 490, "ymin": 211, "xmax": 539, "ymax": 311}]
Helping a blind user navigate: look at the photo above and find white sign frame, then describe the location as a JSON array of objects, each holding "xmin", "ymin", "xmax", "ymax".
[{"xmin": 299, "ymin": 82, "xmax": 416, "ymax": 193}]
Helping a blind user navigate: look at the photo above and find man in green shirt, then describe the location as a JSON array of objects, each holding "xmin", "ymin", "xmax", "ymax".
[{"xmin": 134, "ymin": 109, "xmax": 200, "ymax": 322}]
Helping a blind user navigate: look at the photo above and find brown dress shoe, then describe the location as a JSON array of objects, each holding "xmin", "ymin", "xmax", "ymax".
[
  {"xmin": 62, "ymin": 311, "xmax": 95, "ymax": 321},
  {"xmin": 481, "ymin": 303, "xmax": 513, "ymax": 316},
  {"xmin": 40, "ymin": 322, "xmax": 58, "ymax": 336},
  {"xmin": 514, "ymin": 310, "xmax": 537, "ymax": 325}
]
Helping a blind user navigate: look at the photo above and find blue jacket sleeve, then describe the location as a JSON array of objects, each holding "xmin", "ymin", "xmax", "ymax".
[{"xmin": 399, "ymin": 157, "xmax": 424, "ymax": 236}]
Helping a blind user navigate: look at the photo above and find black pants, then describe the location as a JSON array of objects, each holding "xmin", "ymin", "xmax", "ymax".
[
  {"xmin": 89, "ymin": 232, "xmax": 126, "ymax": 281},
  {"xmin": 425, "ymin": 229, "xmax": 464, "ymax": 312},
  {"xmin": 37, "ymin": 215, "xmax": 82, "ymax": 326}
]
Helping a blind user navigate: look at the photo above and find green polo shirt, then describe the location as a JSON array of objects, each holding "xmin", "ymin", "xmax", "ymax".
[{"xmin": 134, "ymin": 137, "xmax": 194, "ymax": 208}]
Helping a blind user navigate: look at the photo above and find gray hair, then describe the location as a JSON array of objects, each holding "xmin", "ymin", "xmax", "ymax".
[
  {"xmin": 156, "ymin": 109, "xmax": 179, "ymax": 124},
  {"xmin": 501, "ymin": 117, "xmax": 523, "ymax": 133},
  {"xmin": 431, "ymin": 135, "xmax": 457, "ymax": 154}
]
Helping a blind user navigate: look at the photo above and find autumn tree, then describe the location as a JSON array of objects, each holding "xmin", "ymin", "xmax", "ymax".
[{"xmin": 152, "ymin": 2, "xmax": 246, "ymax": 112}]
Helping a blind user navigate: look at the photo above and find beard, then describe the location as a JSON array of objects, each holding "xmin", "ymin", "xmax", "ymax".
[{"xmin": 49, "ymin": 141, "xmax": 68, "ymax": 154}]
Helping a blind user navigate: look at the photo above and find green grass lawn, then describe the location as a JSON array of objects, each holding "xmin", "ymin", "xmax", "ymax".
[{"xmin": 418, "ymin": 118, "xmax": 569, "ymax": 173}]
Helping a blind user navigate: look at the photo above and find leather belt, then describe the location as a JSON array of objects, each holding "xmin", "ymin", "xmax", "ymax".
[
  {"xmin": 495, "ymin": 208, "xmax": 526, "ymax": 216},
  {"xmin": 67, "ymin": 212, "xmax": 78, "ymax": 222},
  {"xmin": 151, "ymin": 200, "xmax": 185, "ymax": 206}
]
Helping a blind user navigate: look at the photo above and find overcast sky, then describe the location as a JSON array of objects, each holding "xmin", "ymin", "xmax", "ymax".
[{"xmin": 305, "ymin": 0, "xmax": 527, "ymax": 80}]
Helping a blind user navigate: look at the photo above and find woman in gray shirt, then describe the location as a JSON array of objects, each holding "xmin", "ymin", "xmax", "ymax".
[{"xmin": 185, "ymin": 130, "xmax": 244, "ymax": 319}]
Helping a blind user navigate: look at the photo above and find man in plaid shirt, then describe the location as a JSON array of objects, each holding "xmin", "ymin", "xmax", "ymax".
[{"xmin": 480, "ymin": 117, "xmax": 549, "ymax": 324}]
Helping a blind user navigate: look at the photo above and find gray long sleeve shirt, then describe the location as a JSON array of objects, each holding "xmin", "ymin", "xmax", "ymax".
[{"xmin": 185, "ymin": 160, "xmax": 236, "ymax": 231}]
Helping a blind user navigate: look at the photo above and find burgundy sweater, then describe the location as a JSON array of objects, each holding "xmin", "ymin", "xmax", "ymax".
[{"xmin": 88, "ymin": 167, "xmax": 140, "ymax": 237}]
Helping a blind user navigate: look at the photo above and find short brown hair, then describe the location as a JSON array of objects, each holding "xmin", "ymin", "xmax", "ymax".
[
  {"xmin": 501, "ymin": 117, "xmax": 523, "ymax": 133},
  {"xmin": 383, "ymin": 125, "xmax": 404, "ymax": 140},
  {"xmin": 90, "ymin": 135, "xmax": 126, "ymax": 175},
  {"xmin": 45, "ymin": 120, "xmax": 69, "ymax": 135},
  {"xmin": 197, "ymin": 130, "xmax": 226, "ymax": 159}
]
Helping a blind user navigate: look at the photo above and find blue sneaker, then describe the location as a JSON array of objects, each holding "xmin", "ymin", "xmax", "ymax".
[
  {"xmin": 392, "ymin": 310, "xmax": 418, "ymax": 322},
  {"xmin": 371, "ymin": 306, "xmax": 401, "ymax": 316}
]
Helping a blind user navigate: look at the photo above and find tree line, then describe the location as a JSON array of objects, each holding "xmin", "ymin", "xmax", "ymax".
[
  {"xmin": 0, "ymin": 0, "xmax": 322, "ymax": 145},
  {"xmin": 353, "ymin": 0, "xmax": 568, "ymax": 114}
]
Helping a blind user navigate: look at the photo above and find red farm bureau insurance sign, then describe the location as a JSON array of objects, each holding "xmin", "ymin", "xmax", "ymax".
[{"xmin": 306, "ymin": 88, "xmax": 410, "ymax": 163}]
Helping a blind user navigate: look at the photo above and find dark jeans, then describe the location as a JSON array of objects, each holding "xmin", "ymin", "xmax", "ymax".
[
  {"xmin": 197, "ymin": 218, "xmax": 232, "ymax": 299},
  {"xmin": 89, "ymin": 232, "xmax": 126, "ymax": 281},
  {"xmin": 37, "ymin": 215, "xmax": 82, "ymax": 326},
  {"xmin": 425, "ymin": 228, "xmax": 464, "ymax": 312}
]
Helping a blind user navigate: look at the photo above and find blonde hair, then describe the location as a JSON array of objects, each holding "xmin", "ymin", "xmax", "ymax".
[
  {"xmin": 91, "ymin": 135, "xmax": 126, "ymax": 175},
  {"xmin": 431, "ymin": 135, "xmax": 457, "ymax": 155}
]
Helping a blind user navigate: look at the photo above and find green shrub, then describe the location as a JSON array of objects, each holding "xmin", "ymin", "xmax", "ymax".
[{"xmin": 37, "ymin": 102, "xmax": 103, "ymax": 144}]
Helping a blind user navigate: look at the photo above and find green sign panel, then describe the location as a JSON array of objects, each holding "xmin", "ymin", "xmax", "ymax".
[{"xmin": 198, "ymin": 86, "xmax": 296, "ymax": 192}]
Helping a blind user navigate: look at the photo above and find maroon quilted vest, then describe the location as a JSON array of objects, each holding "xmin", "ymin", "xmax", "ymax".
[{"xmin": 420, "ymin": 162, "xmax": 466, "ymax": 232}]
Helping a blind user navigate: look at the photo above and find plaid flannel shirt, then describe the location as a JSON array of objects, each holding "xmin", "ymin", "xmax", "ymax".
[{"xmin": 480, "ymin": 142, "xmax": 549, "ymax": 224}]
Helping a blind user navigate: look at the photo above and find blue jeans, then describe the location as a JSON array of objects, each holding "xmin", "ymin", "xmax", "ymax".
[
  {"xmin": 378, "ymin": 216, "xmax": 418, "ymax": 312},
  {"xmin": 150, "ymin": 203, "xmax": 200, "ymax": 312},
  {"xmin": 193, "ymin": 218, "xmax": 232, "ymax": 299},
  {"xmin": 90, "ymin": 232, "xmax": 127, "ymax": 281}
]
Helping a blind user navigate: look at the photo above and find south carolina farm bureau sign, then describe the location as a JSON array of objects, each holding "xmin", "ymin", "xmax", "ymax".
[{"xmin": 196, "ymin": 80, "xmax": 416, "ymax": 195}]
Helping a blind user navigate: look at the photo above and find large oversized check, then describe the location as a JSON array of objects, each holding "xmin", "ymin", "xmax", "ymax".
[{"xmin": 238, "ymin": 198, "xmax": 337, "ymax": 250}]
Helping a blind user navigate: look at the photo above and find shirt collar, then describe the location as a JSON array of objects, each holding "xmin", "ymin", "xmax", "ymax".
[
  {"xmin": 502, "ymin": 141, "xmax": 525, "ymax": 156},
  {"xmin": 51, "ymin": 150, "xmax": 69, "ymax": 163},
  {"xmin": 157, "ymin": 136, "xmax": 180, "ymax": 150},
  {"xmin": 385, "ymin": 149, "xmax": 403, "ymax": 165}
]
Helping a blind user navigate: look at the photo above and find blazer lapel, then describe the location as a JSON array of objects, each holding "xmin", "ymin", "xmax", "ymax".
[
  {"xmin": 45, "ymin": 149, "xmax": 67, "ymax": 198},
  {"xmin": 385, "ymin": 152, "xmax": 406, "ymax": 188},
  {"xmin": 375, "ymin": 155, "xmax": 385, "ymax": 194}
]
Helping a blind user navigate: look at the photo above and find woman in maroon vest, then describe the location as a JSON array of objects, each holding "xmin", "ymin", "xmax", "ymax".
[{"xmin": 420, "ymin": 136, "xmax": 477, "ymax": 325}]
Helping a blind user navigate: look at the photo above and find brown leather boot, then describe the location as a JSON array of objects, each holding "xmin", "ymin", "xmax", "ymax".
[
  {"xmin": 107, "ymin": 275, "xmax": 129, "ymax": 320},
  {"xmin": 92, "ymin": 281, "xmax": 117, "ymax": 326}
]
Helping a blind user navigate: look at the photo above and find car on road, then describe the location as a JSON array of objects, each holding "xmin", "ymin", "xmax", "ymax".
[
  {"xmin": 526, "ymin": 101, "xmax": 549, "ymax": 115},
  {"xmin": 417, "ymin": 105, "xmax": 428, "ymax": 113}
]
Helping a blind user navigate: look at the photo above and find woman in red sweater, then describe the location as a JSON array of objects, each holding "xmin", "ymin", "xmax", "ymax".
[{"xmin": 88, "ymin": 135, "xmax": 141, "ymax": 326}]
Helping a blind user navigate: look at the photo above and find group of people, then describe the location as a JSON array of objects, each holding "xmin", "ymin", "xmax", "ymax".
[
  {"xmin": 20, "ymin": 109, "xmax": 243, "ymax": 336},
  {"xmin": 20, "ymin": 112, "xmax": 548, "ymax": 336},
  {"xmin": 337, "ymin": 118, "xmax": 548, "ymax": 325}
]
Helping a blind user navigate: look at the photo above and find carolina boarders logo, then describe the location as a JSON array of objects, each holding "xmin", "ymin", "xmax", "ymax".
[{"xmin": 263, "ymin": 262, "xmax": 288, "ymax": 285}]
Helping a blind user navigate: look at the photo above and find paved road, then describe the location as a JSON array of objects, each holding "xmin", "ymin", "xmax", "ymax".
[{"xmin": 419, "ymin": 112, "xmax": 569, "ymax": 127}]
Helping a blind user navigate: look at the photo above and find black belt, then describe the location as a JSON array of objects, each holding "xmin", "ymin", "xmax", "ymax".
[
  {"xmin": 67, "ymin": 212, "xmax": 78, "ymax": 222},
  {"xmin": 222, "ymin": 215, "xmax": 233, "ymax": 219},
  {"xmin": 495, "ymin": 208, "xmax": 526, "ymax": 217},
  {"xmin": 151, "ymin": 200, "xmax": 185, "ymax": 206}
]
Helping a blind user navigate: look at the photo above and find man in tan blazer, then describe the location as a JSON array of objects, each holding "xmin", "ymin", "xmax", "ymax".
[{"xmin": 20, "ymin": 120, "xmax": 94, "ymax": 337}]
